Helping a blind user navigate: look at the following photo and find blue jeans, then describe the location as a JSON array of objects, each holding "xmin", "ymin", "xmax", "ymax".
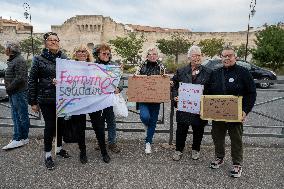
[
  {"xmin": 9, "ymin": 91, "xmax": 30, "ymax": 141},
  {"xmin": 103, "ymin": 106, "xmax": 116, "ymax": 144},
  {"xmin": 139, "ymin": 103, "xmax": 160, "ymax": 144}
]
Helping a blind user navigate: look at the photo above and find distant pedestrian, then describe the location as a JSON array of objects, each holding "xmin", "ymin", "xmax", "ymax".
[{"xmin": 2, "ymin": 41, "xmax": 30, "ymax": 150}]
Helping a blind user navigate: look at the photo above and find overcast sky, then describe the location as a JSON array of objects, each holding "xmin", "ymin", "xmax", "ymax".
[{"xmin": 1, "ymin": 0, "xmax": 283, "ymax": 33}]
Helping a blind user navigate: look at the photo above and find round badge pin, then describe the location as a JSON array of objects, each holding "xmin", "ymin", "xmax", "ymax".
[{"xmin": 229, "ymin": 78, "xmax": 234, "ymax": 82}]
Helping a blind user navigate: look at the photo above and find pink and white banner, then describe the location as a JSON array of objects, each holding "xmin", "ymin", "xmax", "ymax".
[{"xmin": 56, "ymin": 58, "xmax": 122, "ymax": 117}]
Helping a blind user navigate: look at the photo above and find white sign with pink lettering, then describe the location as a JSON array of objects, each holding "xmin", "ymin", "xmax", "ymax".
[{"xmin": 56, "ymin": 58, "xmax": 121, "ymax": 117}]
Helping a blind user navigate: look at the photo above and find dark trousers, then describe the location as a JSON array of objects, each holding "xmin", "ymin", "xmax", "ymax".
[
  {"xmin": 40, "ymin": 103, "xmax": 64, "ymax": 152},
  {"xmin": 89, "ymin": 110, "xmax": 108, "ymax": 155},
  {"xmin": 175, "ymin": 122, "xmax": 205, "ymax": 152},
  {"xmin": 211, "ymin": 121, "xmax": 243, "ymax": 165},
  {"xmin": 71, "ymin": 114, "xmax": 86, "ymax": 153}
]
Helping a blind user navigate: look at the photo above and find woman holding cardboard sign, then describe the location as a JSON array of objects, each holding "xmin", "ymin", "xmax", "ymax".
[
  {"xmin": 135, "ymin": 47, "xmax": 166, "ymax": 154},
  {"xmin": 172, "ymin": 45, "xmax": 212, "ymax": 161}
]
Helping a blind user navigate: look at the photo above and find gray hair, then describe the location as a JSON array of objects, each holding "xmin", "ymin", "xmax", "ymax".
[
  {"xmin": 187, "ymin": 45, "xmax": 201, "ymax": 57},
  {"xmin": 147, "ymin": 47, "xmax": 158, "ymax": 55},
  {"xmin": 222, "ymin": 44, "xmax": 237, "ymax": 56},
  {"xmin": 5, "ymin": 41, "xmax": 21, "ymax": 54}
]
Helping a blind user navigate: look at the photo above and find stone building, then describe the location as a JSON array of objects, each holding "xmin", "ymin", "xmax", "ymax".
[
  {"xmin": 1, "ymin": 15, "xmax": 259, "ymax": 61},
  {"xmin": 51, "ymin": 15, "xmax": 257, "ymax": 61}
]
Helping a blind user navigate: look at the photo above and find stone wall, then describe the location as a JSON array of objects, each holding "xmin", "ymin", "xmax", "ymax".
[{"xmin": 1, "ymin": 15, "xmax": 258, "ymax": 62}]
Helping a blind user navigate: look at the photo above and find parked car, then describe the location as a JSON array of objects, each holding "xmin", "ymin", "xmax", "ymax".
[
  {"xmin": 0, "ymin": 61, "xmax": 8, "ymax": 100},
  {"xmin": 202, "ymin": 59, "xmax": 277, "ymax": 89}
]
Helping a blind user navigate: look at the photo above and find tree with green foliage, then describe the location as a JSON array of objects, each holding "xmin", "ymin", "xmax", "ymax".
[
  {"xmin": 234, "ymin": 44, "xmax": 248, "ymax": 59},
  {"xmin": 252, "ymin": 25, "xmax": 284, "ymax": 71},
  {"xmin": 109, "ymin": 33, "xmax": 146, "ymax": 65},
  {"xmin": 20, "ymin": 36, "xmax": 43, "ymax": 60},
  {"xmin": 198, "ymin": 38, "xmax": 224, "ymax": 58},
  {"xmin": 157, "ymin": 34, "xmax": 192, "ymax": 64}
]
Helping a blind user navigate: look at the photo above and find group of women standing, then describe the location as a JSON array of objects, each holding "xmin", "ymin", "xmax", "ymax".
[{"xmin": 27, "ymin": 32, "xmax": 255, "ymax": 179}]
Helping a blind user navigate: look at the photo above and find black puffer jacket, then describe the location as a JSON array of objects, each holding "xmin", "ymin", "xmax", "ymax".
[
  {"xmin": 172, "ymin": 64, "xmax": 212, "ymax": 125},
  {"xmin": 4, "ymin": 53, "xmax": 28, "ymax": 95},
  {"xmin": 28, "ymin": 49, "xmax": 67, "ymax": 105}
]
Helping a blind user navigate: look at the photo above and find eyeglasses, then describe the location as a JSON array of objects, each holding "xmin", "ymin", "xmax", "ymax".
[
  {"xmin": 148, "ymin": 53, "xmax": 157, "ymax": 56},
  {"xmin": 46, "ymin": 39, "xmax": 60, "ymax": 43},
  {"xmin": 190, "ymin": 54, "xmax": 201, "ymax": 58},
  {"xmin": 100, "ymin": 52, "xmax": 110, "ymax": 56},
  {"xmin": 76, "ymin": 50, "xmax": 87, "ymax": 54},
  {"xmin": 222, "ymin": 54, "xmax": 234, "ymax": 58}
]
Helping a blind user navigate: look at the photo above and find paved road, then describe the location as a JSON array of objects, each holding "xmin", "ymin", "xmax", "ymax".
[{"xmin": 0, "ymin": 135, "xmax": 283, "ymax": 189}]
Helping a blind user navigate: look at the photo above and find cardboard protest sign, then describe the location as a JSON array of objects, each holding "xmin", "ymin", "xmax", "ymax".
[
  {"xmin": 127, "ymin": 75, "xmax": 170, "ymax": 102},
  {"xmin": 56, "ymin": 58, "xmax": 122, "ymax": 117},
  {"xmin": 200, "ymin": 95, "xmax": 243, "ymax": 122},
  {"xmin": 177, "ymin": 83, "xmax": 204, "ymax": 114}
]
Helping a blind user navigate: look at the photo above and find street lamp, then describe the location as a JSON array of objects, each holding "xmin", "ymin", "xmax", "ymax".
[
  {"xmin": 244, "ymin": 0, "xmax": 256, "ymax": 61},
  {"xmin": 23, "ymin": 2, "xmax": 34, "ymax": 56}
]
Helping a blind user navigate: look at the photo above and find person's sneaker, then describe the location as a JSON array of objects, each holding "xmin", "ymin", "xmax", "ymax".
[
  {"xmin": 172, "ymin": 151, "xmax": 183, "ymax": 161},
  {"xmin": 56, "ymin": 149, "xmax": 71, "ymax": 158},
  {"xmin": 45, "ymin": 156, "xmax": 55, "ymax": 170},
  {"xmin": 108, "ymin": 143, "xmax": 121, "ymax": 153},
  {"xmin": 191, "ymin": 150, "xmax": 200, "ymax": 160},
  {"xmin": 80, "ymin": 152, "xmax": 88, "ymax": 164},
  {"xmin": 21, "ymin": 139, "xmax": 29, "ymax": 145},
  {"xmin": 145, "ymin": 142, "xmax": 151, "ymax": 154},
  {"xmin": 210, "ymin": 158, "xmax": 224, "ymax": 169},
  {"xmin": 2, "ymin": 140, "xmax": 24, "ymax": 150},
  {"xmin": 102, "ymin": 154, "xmax": 111, "ymax": 163},
  {"xmin": 231, "ymin": 165, "xmax": 242, "ymax": 178}
]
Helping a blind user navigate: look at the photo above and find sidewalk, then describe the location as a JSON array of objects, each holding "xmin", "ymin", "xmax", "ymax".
[{"xmin": 1, "ymin": 128, "xmax": 284, "ymax": 189}]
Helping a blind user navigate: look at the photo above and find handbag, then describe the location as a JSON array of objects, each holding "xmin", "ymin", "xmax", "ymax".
[
  {"xmin": 62, "ymin": 118, "xmax": 78, "ymax": 143},
  {"xmin": 113, "ymin": 94, "xmax": 128, "ymax": 118}
]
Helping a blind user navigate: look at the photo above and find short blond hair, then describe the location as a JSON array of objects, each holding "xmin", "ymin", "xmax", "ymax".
[{"xmin": 72, "ymin": 44, "xmax": 94, "ymax": 62}]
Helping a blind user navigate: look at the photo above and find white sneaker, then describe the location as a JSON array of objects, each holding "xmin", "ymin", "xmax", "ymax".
[
  {"xmin": 145, "ymin": 142, "xmax": 151, "ymax": 154},
  {"xmin": 173, "ymin": 151, "xmax": 183, "ymax": 161},
  {"xmin": 21, "ymin": 139, "xmax": 29, "ymax": 145},
  {"xmin": 2, "ymin": 140, "xmax": 24, "ymax": 150},
  {"xmin": 191, "ymin": 150, "xmax": 200, "ymax": 160}
]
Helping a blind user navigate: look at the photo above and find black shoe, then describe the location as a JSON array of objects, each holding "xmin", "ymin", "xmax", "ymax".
[
  {"xmin": 56, "ymin": 149, "xmax": 71, "ymax": 158},
  {"xmin": 80, "ymin": 152, "xmax": 88, "ymax": 164},
  {"xmin": 102, "ymin": 154, "xmax": 110, "ymax": 163},
  {"xmin": 45, "ymin": 156, "xmax": 55, "ymax": 170}
]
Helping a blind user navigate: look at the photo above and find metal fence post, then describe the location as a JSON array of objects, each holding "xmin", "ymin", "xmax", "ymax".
[{"xmin": 169, "ymin": 100, "xmax": 174, "ymax": 145}]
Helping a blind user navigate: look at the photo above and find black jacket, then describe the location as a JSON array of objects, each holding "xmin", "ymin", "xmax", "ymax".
[
  {"xmin": 138, "ymin": 60, "xmax": 165, "ymax": 76},
  {"xmin": 4, "ymin": 53, "xmax": 28, "ymax": 95},
  {"xmin": 172, "ymin": 64, "xmax": 211, "ymax": 125},
  {"xmin": 209, "ymin": 64, "xmax": 256, "ymax": 115},
  {"xmin": 28, "ymin": 49, "xmax": 67, "ymax": 105}
]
